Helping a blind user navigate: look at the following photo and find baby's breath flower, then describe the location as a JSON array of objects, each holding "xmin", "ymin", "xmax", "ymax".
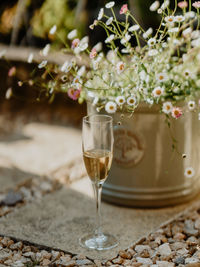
[
  {"xmin": 49, "ymin": 25, "xmax": 57, "ymax": 35},
  {"xmin": 147, "ymin": 38, "xmax": 156, "ymax": 46},
  {"xmin": 116, "ymin": 96, "xmax": 125, "ymax": 105},
  {"xmin": 106, "ymin": 17, "xmax": 113, "ymax": 25},
  {"xmin": 184, "ymin": 167, "xmax": 195, "ymax": 178},
  {"xmin": 150, "ymin": 1, "xmax": 160, "ymax": 11},
  {"xmin": 182, "ymin": 27, "xmax": 192, "ymax": 37},
  {"xmin": 71, "ymin": 38, "xmax": 80, "ymax": 49},
  {"xmin": 172, "ymin": 107, "xmax": 183, "ymax": 119},
  {"xmin": 143, "ymin": 28, "xmax": 153, "ymax": 39},
  {"xmin": 191, "ymin": 38, "xmax": 200, "ymax": 47},
  {"xmin": 183, "ymin": 69, "xmax": 191, "ymax": 78},
  {"xmin": 116, "ymin": 61, "xmax": 125, "ymax": 74},
  {"xmin": 61, "ymin": 61, "xmax": 72, "ymax": 73},
  {"xmin": 27, "ymin": 53, "xmax": 33, "ymax": 63},
  {"xmin": 185, "ymin": 11, "xmax": 196, "ymax": 19},
  {"xmin": 98, "ymin": 8, "xmax": 104, "ymax": 20},
  {"xmin": 42, "ymin": 44, "xmax": 50, "ymax": 56},
  {"xmin": 5, "ymin": 88, "xmax": 12, "ymax": 99},
  {"xmin": 156, "ymin": 72, "xmax": 168, "ymax": 82},
  {"xmin": 157, "ymin": 8, "xmax": 163, "ymax": 14},
  {"xmin": 105, "ymin": 101, "xmax": 117, "ymax": 113},
  {"xmin": 90, "ymin": 48, "xmax": 97, "ymax": 59},
  {"xmin": 191, "ymin": 30, "xmax": 200, "ymax": 39},
  {"xmin": 161, "ymin": 0, "xmax": 170, "ymax": 10},
  {"xmin": 152, "ymin": 86, "xmax": 164, "ymax": 98},
  {"xmin": 93, "ymin": 42, "xmax": 102, "ymax": 52},
  {"xmin": 120, "ymin": 33, "xmax": 131, "ymax": 44},
  {"xmin": 128, "ymin": 25, "xmax": 140, "ymax": 32},
  {"xmin": 77, "ymin": 65, "xmax": 86, "ymax": 76},
  {"xmin": 162, "ymin": 101, "xmax": 173, "ymax": 114},
  {"xmin": 148, "ymin": 49, "xmax": 158, "ymax": 56},
  {"xmin": 127, "ymin": 96, "xmax": 137, "ymax": 106},
  {"xmin": 105, "ymin": 1, "xmax": 115, "ymax": 8},
  {"xmin": 175, "ymin": 15, "xmax": 185, "ymax": 23},
  {"xmin": 188, "ymin": 100, "xmax": 196, "ymax": 110},
  {"xmin": 61, "ymin": 75, "xmax": 68, "ymax": 82},
  {"xmin": 105, "ymin": 34, "xmax": 115, "ymax": 43},
  {"xmin": 0, "ymin": 49, "xmax": 6, "ymax": 58},
  {"xmin": 38, "ymin": 60, "xmax": 47, "ymax": 69},
  {"xmin": 67, "ymin": 29, "xmax": 77, "ymax": 40}
]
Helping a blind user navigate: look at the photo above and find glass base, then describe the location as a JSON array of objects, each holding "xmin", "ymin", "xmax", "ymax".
[{"xmin": 79, "ymin": 233, "xmax": 118, "ymax": 250}]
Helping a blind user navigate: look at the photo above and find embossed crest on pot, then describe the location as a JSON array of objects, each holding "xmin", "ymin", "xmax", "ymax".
[{"xmin": 114, "ymin": 127, "xmax": 145, "ymax": 167}]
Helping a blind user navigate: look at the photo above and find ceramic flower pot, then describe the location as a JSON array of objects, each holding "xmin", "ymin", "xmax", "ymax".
[{"xmin": 87, "ymin": 101, "xmax": 200, "ymax": 207}]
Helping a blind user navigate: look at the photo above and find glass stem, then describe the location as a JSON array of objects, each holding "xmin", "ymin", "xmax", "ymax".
[{"xmin": 93, "ymin": 183, "xmax": 103, "ymax": 237}]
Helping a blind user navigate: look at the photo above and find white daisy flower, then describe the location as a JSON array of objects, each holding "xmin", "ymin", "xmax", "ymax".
[
  {"xmin": 143, "ymin": 28, "xmax": 153, "ymax": 39},
  {"xmin": 105, "ymin": 1, "xmax": 115, "ymax": 8},
  {"xmin": 61, "ymin": 61, "xmax": 72, "ymax": 73},
  {"xmin": 150, "ymin": 1, "xmax": 160, "ymax": 11},
  {"xmin": 98, "ymin": 8, "xmax": 104, "ymax": 20},
  {"xmin": 116, "ymin": 96, "xmax": 125, "ymax": 106},
  {"xmin": 116, "ymin": 61, "xmax": 125, "ymax": 74},
  {"xmin": 184, "ymin": 167, "xmax": 195, "ymax": 178},
  {"xmin": 162, "ymin": 101, "xmax": 173, "ymax": 114},
  {"xmin": 105, "ymin": 34, "xmax": 115, "ymax": 43},
  {"xmin": 49, "ymin": 25, "xmax": 57, "ymax": 35},
  {"xmin": 42, "ymin": 44, "xmax": 50, "ymax": 56},
  {"xmin": 147, "ymin": 38, "xmax": 156, "ymax": 46},
  {"xmin": 38, "ymin": 60, "xmax": 47, "ymax": 69},
  {"xmin": 5, "ymin": 88, "xmax": 12, "ymax": 99},
  {"xmin": 93, "ymin": 42, "xmax": 102, "ymax": 52},
  {"xmin": 175, "ymin": 15, "xmax": 185, "ymax": 23},
  {"xmin": 129, "ymin": 25, "xmax": 140, "ymax": 32},
  {"xmin": 168, "ymin": 27, "xmax": 179, "ymax": 33},
  {"xmin": 188, "ymin": 100, "xmax": 196, "ymax": 111},
  {"xmin": 120, "ymin": 33, "xmax": 131, "ymax": 44},
  {"xmin": 105, "ymin": 101, "xmax": 117, "ymax": 113},
  {"xmin": 152, "ymin": 86, "xmax": 164, "ymax": 97},
  {"xmin": 77, "ymin": 65, "xmax": 86, "ymax": 76},
  {"xmin": 106, "ymin": 17, "xmax": 113, "ymax": 25},
  {"xmin": 127, "ymin": 96, "xmax": 137, "ymax": 106},
  {"xmin": 156, "ymin": 72, "xmax": 168, "ymax": 82},
  {"xmin": 27, "ymin": 53, "xmax": 33, "ymax": 63},
  {"xmin": 148, "ymin": 49, "xmax": 158, "ymax": 56},
  {"xmin": 67, "ymin": 29, "xmax": 77, "ymax": 40},
  {"xmin": 182, "ymin": 27, "xmax": 192, "ymax": 37},
  {"xmin": 165, "ymin": 16, "xmax": 175, "ymax": 24}
]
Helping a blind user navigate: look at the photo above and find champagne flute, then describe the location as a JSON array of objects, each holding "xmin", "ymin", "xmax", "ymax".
[{"xmin": 79, "ymin": 114, "xmax": 118, "ymax": 250}]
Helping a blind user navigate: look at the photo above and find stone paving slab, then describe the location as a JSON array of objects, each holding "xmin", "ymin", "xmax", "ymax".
[
  {"xmin": 0, "ymin": 157, "xmax": 39, "ymax": 192},
  {"xmin": 0, "ymin": 122, "xmax": 82, "ymax": 175},
  {"xmin": 0, "ymin": 187, "xmax": 199, "ymax": 262}
]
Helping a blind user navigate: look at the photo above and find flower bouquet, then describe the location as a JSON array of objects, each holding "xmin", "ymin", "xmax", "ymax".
[{"xmin": 6, "ymin": 0, "xmax": 200, "ymax": 206}]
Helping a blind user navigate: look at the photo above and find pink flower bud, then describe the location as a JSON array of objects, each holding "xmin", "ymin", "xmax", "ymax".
[
  {"xmin": 89, "ymin": 48, "xmax": 97, "ymax": 59},
  {"xmin": 178, "ymin": 1, "xmax": 188, "ymax": 8},
  {"xmin": 120, "ymin": 4, "xmax": 128, "ymax": 14},
  {"xmin": 8, "ymin": 66, "xmax": 16, "ymax": 77},
  {"xmin": 68, "ymin": 88, "xmax": 81, "ymax": 100}
]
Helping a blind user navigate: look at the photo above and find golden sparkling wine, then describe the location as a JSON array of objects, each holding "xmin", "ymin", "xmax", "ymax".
[{"xmin": 83, "ymin": 149, "xmax": 112, "ymax": 183}]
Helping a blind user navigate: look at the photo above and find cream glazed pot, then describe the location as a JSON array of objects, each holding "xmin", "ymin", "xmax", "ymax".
[{"xmin": 87, "ymin": 101, "xmax": 200, "ymax": 207}]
